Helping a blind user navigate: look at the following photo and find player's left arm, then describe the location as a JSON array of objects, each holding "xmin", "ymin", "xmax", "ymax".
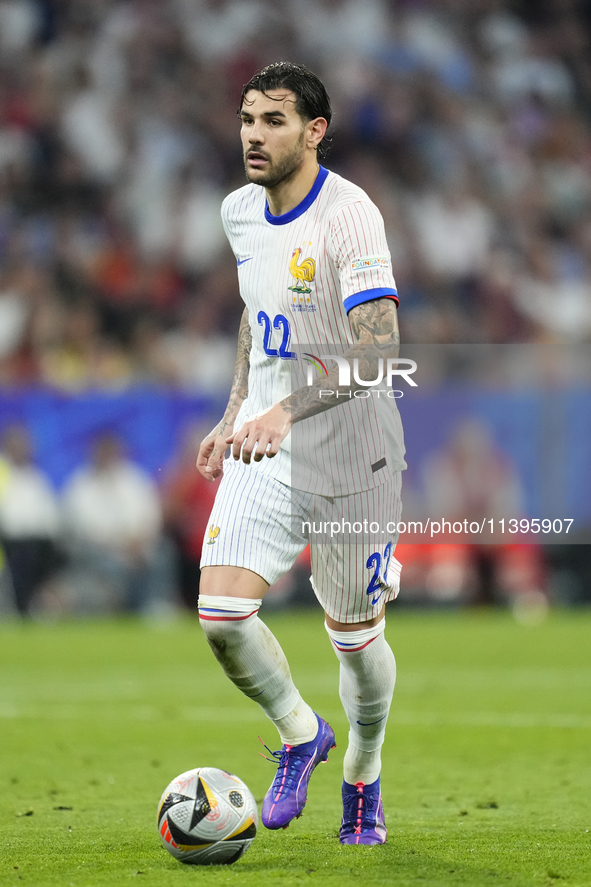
[
  {"xmin": 227, "ymin": 297, "xmax": 399, "ymax": 463},
  {"xmin": 284, "ymin": 296, "xmax": 400, "ymax": 421},
  {"xmin": 347, "ymin": 296, "xmax": 400, "ymax": 372}
]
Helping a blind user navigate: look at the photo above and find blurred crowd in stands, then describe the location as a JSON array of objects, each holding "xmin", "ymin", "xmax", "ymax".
[
  {"xmin": 1, "ymin": 0, "xmax": 590, "ymax": 615},
  {"xmin": 0, "ymin": 420, "xmax": 563, "ymax": 618},
  {"xmin": 1, "ymin": 0, "xmax": 591, "ymax": 397},
  {"xmin": 0, "ymin": 422, "xmax": 218, "ymax": 616}
]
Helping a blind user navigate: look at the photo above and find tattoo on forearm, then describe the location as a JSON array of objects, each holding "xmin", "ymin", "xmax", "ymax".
[
  {"xmin": 218, "ymin": 308, "xmax": 251, "ymax": 435},
  {"xmin": 282, "ymin": 298, "xmax": 400, "ymax": 424},
  {"xmin": 236, "ymin": 307, "xmax": 252, "ymax": 370}
]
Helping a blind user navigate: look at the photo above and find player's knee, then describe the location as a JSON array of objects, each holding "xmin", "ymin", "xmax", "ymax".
[
  {"xmin": 325, "ymin": 620, "xmax": 396, "ymax": 678},
  {"xmin": 325, "ymin": 619, "xmax": 386, "ymax": 652},
  {"xmin": 198, "ymin": 612, "xmax": 228, "ymax": 647},
  {"xmin": 198, "ymin": 594, "xmax": 262, "ymax": 648}
]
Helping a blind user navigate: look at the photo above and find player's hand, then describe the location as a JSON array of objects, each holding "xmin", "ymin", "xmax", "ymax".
[
  {"xmin": 196, "ymin": 423, "xmax": 230, "ymax": 482},
  {"xmin": 226, "ymin": 404, "xmax": 291, "ymax": 465}
]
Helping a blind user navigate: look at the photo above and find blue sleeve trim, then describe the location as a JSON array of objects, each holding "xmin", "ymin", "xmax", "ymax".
[
  {"xmin": 344, "ymin": 287, "xmax": 399, "ymax": 314},
  {"xmin": 265, "ymin": 166, "xmax": 329, "ymax": 225}
]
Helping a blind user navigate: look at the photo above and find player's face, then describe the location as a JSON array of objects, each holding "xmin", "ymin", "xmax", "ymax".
[{"xmin": 240, "ymin": 89, "xmax": 309, "ymax": 189}]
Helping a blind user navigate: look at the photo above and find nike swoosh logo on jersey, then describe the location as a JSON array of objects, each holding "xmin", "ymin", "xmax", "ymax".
[{"xmin": 237, "ymin": 256, "xmax": 253, "ymax": 266}]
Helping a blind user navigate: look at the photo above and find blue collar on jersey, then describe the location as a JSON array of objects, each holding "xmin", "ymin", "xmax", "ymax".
[{"xmin": 264, "ymin": 165, "xmax": 329, "ymax": 225}]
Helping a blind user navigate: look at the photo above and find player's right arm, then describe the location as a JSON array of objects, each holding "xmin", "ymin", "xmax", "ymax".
[{"xmin": 196, "ymin": 307, "xmax": 251, "ymax": 481}]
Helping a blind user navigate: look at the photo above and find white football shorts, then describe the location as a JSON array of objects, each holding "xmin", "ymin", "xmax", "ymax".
[{"xmin": 200, "ymin": 458, "xmax": 403, "ymax": 624}]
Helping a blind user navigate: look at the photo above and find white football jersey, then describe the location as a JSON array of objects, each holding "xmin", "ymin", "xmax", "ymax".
[{"xmin": 222, "ymin": 165, "xmax": 406, "ymax": 495}]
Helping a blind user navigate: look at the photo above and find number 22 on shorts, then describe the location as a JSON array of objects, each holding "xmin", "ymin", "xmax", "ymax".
[{"xmin": 366, "ymin": 542, "xmax": 392, "ymax": 606}]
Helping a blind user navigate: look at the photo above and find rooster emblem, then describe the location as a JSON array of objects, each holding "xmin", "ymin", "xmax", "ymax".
[
  {"xmin": 207, "ymin": 525, "xmax": 220, "ymax": 545},
  {"xmin": 288, "ymin": 247, "xmax": 316, "ymax": 295}
]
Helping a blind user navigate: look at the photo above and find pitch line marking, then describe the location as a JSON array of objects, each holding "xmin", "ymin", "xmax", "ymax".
[{"xmin": 1, "ymin": 705, "xmax": 591, "ymax": 729}]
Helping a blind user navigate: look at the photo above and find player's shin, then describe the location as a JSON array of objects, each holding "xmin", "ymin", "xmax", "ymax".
[
  {"xmin": 198, "ymin": 595, "xmax": 317, "ymax": 745},
  {"xmin": 325, "ymin": 620, "xmax": 396, "ymax": 785}
]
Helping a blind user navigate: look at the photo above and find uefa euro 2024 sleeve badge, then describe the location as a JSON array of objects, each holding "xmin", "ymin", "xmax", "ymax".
[{"xmin": 289, "ymin": 245, "xmax": 317, "ymax": 311}]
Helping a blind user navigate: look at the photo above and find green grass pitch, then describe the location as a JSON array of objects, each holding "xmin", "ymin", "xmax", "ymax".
[{"xmin": 1, "ymin": 609, "xmax": 590, "ymax": 887}]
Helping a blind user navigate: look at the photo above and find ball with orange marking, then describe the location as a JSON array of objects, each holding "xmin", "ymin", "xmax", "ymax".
[{"xmin": 157, "ymin": 767, "xmax": 258, "ymax": 865}]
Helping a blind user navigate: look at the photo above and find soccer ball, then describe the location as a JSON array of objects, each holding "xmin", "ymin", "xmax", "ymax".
[{"xmin": 157, "ymin": 767, "xmax": 258, "ymax": 865}]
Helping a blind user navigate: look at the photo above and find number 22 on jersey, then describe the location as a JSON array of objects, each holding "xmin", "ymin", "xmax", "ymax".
[{"xmin": 258, "ymin": 311, "xmax": 296, "ymax": 360}]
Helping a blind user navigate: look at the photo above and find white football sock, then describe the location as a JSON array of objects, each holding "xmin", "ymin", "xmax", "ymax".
[
  {"xmin": 272, "ymin": 697, "xmax": 318, "ymax": 747},
  {"xmin": 199, "ymin": 595, "xmax": 317, "ymax": 746},
  {"xmin": 325, "ymin": 620, "xmax": 396, "ymax": 785}
]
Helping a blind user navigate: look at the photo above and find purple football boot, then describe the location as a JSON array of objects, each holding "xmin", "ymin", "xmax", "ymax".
[
  {"xmin": 339, "ymin": 777, "xmax": 387, "ymax": 845},
  {"xmin": 261, "ymin": 714, "xmax": 336, "ymax": 829}
]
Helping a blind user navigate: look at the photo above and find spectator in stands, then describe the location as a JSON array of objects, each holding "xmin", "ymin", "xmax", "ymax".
[
  {"xmin": 61, "ymin": 432, "xmax": 177, "ymax": 615},
  {"xmin": 0, "ymin": 0, "xmax": 589, "ymax": 373},
  {"xmin": 160, "ymin": 292, "xmax": 236, "ymax": 394},
  {"xmin": 420, "ymin": 419, "xmax": 546, "ymax": 606},
  {"xmin": 40, "ymin": 299, "xmax": 132, "ymax": 391},
  {"xmin": 0, "ymin": 424, "xmax": 61, "ymax": 616}
]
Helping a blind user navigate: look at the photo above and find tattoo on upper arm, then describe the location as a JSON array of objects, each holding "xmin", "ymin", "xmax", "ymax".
[
  {"xmin": 348, "ymin": 299, "xmax": 400, "ymax": 348},
  {"xmin": 282, "ymin": 298, "xmax": 400, "ymax": 423}
]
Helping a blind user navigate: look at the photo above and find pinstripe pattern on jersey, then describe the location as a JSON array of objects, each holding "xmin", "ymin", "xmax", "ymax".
[
  {"xmin": 200, "ymin": 458, "xmax": 310, "ymax": 586},
  {"xmin": 289, "ymin": 338, "xmax": 406, "ymax": 496},
  {"xmin": 208, "ymin": 167, "xmax": 406, "ymax": 620},
  {"xmin": 200, "ymin": 461, "xmax": 403, "ymax": 624},
  {"xmin": 308, "ymin": 471, "xmax": 403, "ymax": 622},
  {"xmin": 221, "ymin": 167, "xmax": 406, "ymax": 496}
]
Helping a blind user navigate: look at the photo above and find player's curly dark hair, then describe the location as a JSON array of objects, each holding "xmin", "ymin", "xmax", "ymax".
[{"xmin": 239, "ymin": 62, "xmax": 333, "ymax": 160}]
